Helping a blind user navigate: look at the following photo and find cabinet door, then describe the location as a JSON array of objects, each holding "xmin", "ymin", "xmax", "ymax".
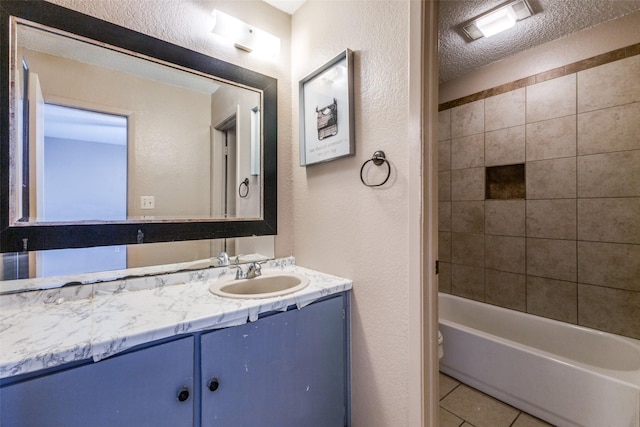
[
  {"xmin": 201, "ymin": 295, "xmax": 347, "ymax": 427},
  {"xmin": 1, "ymin": 336, "xmax": 194, "ymax": 427}
]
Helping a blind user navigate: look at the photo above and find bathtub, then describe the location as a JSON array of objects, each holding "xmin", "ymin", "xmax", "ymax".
[{"xmin": 439, "ymin": 293, "xmax": 640, "ymax": 427}]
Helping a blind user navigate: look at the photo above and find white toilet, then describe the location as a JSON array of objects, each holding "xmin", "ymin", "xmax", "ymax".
[{"xmin": 438, "ymin": 330, "xmax": 444, "ymax": 359}]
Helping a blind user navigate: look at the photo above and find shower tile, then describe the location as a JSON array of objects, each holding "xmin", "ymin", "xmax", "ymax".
[
  {"xmin": 526, "ymin": 157, "xmax": 576, "ymax": 199},
  {"xmin": 451, "ymin": 168, "xmax": 485, "ymax": 201},
  {"xmin": 526, "ymin": 199, "xmax": 577, "ymax": 240},
  {"xmin": 485, "ymin": 270, "xmax": 526, "ymax": 312},
  {"xmin": 485, "ymin": 88, "xmax": 525, "ymax": 132},
  {"xmin": 438, "ymin": 262, "xmax": 452, "ymax": 294},
  {"xmin": 526, "ymin": 116, "xmax": 576, "ymax": 161},
  {"xmin": 578, "ymin": 241, "xmax": 640, "ymax": 292},
  {"xmin": 439, "ymin": 232, "xmax": 452, "ymax": 262},
  {"xmin": 485, "ymin": 235, "xmax": 526, "ymax": 274},
  {"xmin": 439, "ymin": 139, "xmax": 452, "ymax": 171},
  {"xmin": 440, "ymin": 408, "xmax": 464, "ymax": 427},
  {"xmin": 439, "ymin": 109, "xmax": 451, "ymax": 141},
  {"xmin": 577, "ymin": 150, "xmax": 640, "ymax": 198},
  {"xmin": 451, "ymin": 99, "xmax": 484, "ymax": 139},
  {"xmin": 578, "ymin": 198, "xmax": 640, "ymax": 244},
  {"xmin": 526, "ymin": 74, "xmax": 576, "ymax": 123},
  {"xmin": 485, "ymin": 125, "xmax": 525, "ymax": 167},
  {"xmin": 578, "ymin": 284, "xmax": 640, "ymax": 340},
  {"xmin": 451, "ymin": 134, "xmax": 484, "ymax": 170},
  {"xmin": 527, "ymin": 238, "xmax": 577, "ymax": 282},
  {"xmin": 578, "ymin": 102, "xmax": 640, "ymax": 155},
  {"xmin": 577, "ymin": 55, "xmax": 640, "ymax": 113},
  {"xmin": 512, "ymin": 413, "xmax": 554, "ymax": 427},
  {"xmin": 485, "ymin": 200, "xmax": 525, "ymax": 237},
  {"xmin": 452, "ymin": 233, "xmax": 484, "ymax": 268},
  {"xmin": 452, "ymin": 264, "xmax": 485, "ymax": 301},
  {"xmin": 439, "ymin": 171, "xmax": 451, "ymax": 202},
  {"xmin": 440, "ymin": 384, "xmax": 519, "ymax": 427},
  {"xmin": 527, "ymin": 276, "xmax": 578, "ymax": 324},
  {"xmin": 451, "ymin": 201, "xmax": 484, "ymax": 234},
  {"xmin": 439, "ymin": 201, "xmax": 452, "ymax": 232}
]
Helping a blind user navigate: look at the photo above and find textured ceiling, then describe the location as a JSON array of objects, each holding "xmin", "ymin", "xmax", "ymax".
[{"xmin": 439, "ymin": 0, "xmax": 640, "ymax": 82}]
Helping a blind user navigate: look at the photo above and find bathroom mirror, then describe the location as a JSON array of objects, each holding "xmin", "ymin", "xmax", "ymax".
[{"xmin": 0, "ymin": 1, "xmax": 278, "ymax": 253}]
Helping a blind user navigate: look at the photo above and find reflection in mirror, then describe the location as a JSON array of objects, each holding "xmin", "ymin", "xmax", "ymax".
[
  {"xmin": 0, "ymin": 235, "xmax": 275, "ymax": 294},
  {"xmin": 13, "ymin": 21, "xmax": 262, "ymax": 224}
]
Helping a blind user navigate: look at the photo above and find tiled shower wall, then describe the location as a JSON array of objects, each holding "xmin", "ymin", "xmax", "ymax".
[{"xmin": 437, "ymin": 49, "xmax": 640, "ymax": 340}]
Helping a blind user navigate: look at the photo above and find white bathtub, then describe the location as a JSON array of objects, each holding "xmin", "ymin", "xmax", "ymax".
[{"xmin": 439, "ymin": 293, "xmax": 640, "ymax": 427}]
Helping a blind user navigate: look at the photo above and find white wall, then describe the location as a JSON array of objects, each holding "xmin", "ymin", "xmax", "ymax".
[{"xmin": 291, "ymin": 1, "xmax": 427, "ymax": 425}]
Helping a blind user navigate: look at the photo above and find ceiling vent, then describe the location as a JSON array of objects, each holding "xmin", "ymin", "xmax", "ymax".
[{"xmin": 460, "ymin": 0, "xmax": 534, "ymax": 41}]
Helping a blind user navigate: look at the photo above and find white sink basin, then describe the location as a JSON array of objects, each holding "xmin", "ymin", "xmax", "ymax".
[{"xmin": 209, "ymin": 272, "xmax": 310, "ymax": 299}]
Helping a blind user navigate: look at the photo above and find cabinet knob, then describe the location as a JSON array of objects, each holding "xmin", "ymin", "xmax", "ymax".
[
  {"xmin": 208, "ymin": 378, "xmax": 220, "ymax": 392},
  {"xmin": 177, "ymin": 387, "xmax": 190, "ymax": 402}
]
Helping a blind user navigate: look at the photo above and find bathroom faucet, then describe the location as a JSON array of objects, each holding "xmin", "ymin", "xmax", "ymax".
[
  {"xmin": 216, "ymin": 251, "xmax": 229, "ymax": 267},
  {"xmin": 235, "ymin": 262, "xmax": 262, "ymax": 280}
]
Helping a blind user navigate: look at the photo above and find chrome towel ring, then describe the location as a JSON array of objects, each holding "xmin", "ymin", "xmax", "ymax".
[{"xmin": 360, "ymin": 150, "xmax": 391, "ymax": 187}]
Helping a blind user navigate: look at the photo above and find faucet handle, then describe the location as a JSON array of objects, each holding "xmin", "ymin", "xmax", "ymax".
[{"xmin": 217, "ymin": 251, "xmax": 229, "ymax": 267}]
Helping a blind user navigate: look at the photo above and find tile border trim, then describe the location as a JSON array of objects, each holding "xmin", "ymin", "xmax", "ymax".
[{"xmin": 439, "ymin": 42, "xmax": 640, "ymax": 111}]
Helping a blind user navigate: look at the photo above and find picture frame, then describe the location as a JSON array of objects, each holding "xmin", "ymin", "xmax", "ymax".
[{"xmin": 299, "ymin": 49, "xmax": 354, "ymax": 166}]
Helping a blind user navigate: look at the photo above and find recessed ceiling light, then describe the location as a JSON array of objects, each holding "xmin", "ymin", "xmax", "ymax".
[{"xmin": 460, "ymin": 0, "xmax": 534, "ymax": 41}]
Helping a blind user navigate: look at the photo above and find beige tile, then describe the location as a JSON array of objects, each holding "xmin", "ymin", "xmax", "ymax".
[
  {"xmin": 439, "ymin": 139, "xmax": 451, "ymax": 171},
  {"xmin": 526, "ymin": 74, "xmax": 576, "ymax": 123},
  {"xmin": 578, "ymin": 242, "xmax": 640, "ymax": 292},
  {"xmin": 486, "ymin": 235, "xmax": 526, "ymax": 274},
  {"xmin": 440, "ymin": 407, "xmax": 464, "ymax": 427},
  {"xmin": 451, "ymin": 134, "xmax": 484, "ymax": 170},
  {"xmin": 578, "ymin": 198, "xmax": 640, "ymax": 244},
  {"xmin": 578, "ymin": 284, "xmax": 640, "ymax": 340},
  {"xmin": 439, "ymin": 232, "xmax": 452, "ymax": 262},
  {"xmin": 526, "ymin": 158, "xmax": 576, "ymax": 199},
  {"xmin": 578, "ymin": 102, "xmax": 640, "ymax": 155},
  {"xmin": 451, "ymin": 99, "xmax": 484, "ymax": 139},
  {"xmin": 577, "ymin": 55, "xmax": 640, "ymax": 113},
  {"xmin": 512, "ymin": 413, "xmax": 554, "ymax": 427},
  {"xmin": 439, "ymin": 171, "xmax": 451, "ymax": 202},
  {"xmin": 526, "ymin": 115, "xmax": 576, "ymax": 161},
  {"xmin": 526, "ymin": 199, "xmax": 576, "ymax": 240},
  {"xmin": 439, "ymin": 109, "xmax": 451, "ymax": 141},
  {"xmin": 439, "ymin": 201, "xmax": 451, "ymax": 232},
  {"xmin": 451, "ymin": 168, "xmax": 485, "ymax": 201},
  {"xmin": 527, "ymin": 276, "xmax": 578, "ymax": 323},
  {"xmin": 439, "ymin": 373, "xmax": 459, "ymax": 400},
  {"xmin": 451, "ymin": 201, "xmax": 484, "ymax": 234},
  {"xmin": 485, "ymin": 270, "xmax": 526, "ymax": 311},
  {"xmin": 527, "ymin": 238, "xmax": 577, "ymax": 282},
  {"xmin": 438, "ymin": 261, "xmax": 452, "ymax": 293},
  {"xmin": 485, "ymin": 200, "xmax": 525, "ymax": 236},
  {"xmin": 485, "ymin": 125, "xmax": 525, "ymax": 167},
  {"xmin": 485, "ymin": 87, "xmax": 526, "ymax": 132},
  {"xmin": 452, "ymin": 264, "xmax": 485, "ymax": 301},
  {"xmin": 440, "ymin": 384, "xmax": 519, "ymax": 427},
  {"xmin": 452, "ymin": 233, "xmax": 484, "ymax": 268},
  {"xmin": 578, "ymin": 150, "xmax": 640, "ymax": 198}
]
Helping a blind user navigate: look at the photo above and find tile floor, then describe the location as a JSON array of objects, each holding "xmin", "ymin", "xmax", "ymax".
[{"xmin": 439, "ymin": 372, "xmax": 554, "ymax": 427}]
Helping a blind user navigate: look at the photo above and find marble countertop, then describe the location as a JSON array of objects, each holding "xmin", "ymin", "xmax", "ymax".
[{"xmin": 0, "ymin": 258, "xmax": 352, "ymax": 379}]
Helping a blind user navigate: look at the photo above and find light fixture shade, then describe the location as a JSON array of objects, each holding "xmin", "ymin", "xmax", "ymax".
[
  {"xmin": 211, "ymin": 10, "xmax": 280, "ymax": 56},
  {"xmin": 460, "ymin": 0, "xmax": 533, "ymax": 41}
]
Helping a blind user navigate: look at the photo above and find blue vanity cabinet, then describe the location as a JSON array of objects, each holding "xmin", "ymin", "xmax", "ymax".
[
  {"xmin": 0, "ymin": 336, "xmax": 195, "ymax": 427},
  {"xmin": 200, "ymin": 294, "xmax": 349, "ymax": 427}
]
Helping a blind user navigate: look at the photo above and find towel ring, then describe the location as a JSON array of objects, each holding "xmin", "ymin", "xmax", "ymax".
[
  {"xmin": 360, "ymin": 151, "xmax": 391, "ymax": 187},
  {"xmin": 238, "ymin": 178, "xmax": 249, "ymax": 198}
]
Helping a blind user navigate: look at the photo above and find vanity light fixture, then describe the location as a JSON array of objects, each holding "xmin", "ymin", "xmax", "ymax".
[
  {"xmin": 460, "ymin": 0, "xmax": 534, "ymax": 41},
  {"xmin": 211, "ymin": 10, "xmax": 281, "ymax": 56}
]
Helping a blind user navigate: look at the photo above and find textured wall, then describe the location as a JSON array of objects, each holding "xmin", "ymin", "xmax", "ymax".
[
  {"xmin": 438, "ymin": 48, "xmax": 640, "ymax": 339},
  {"xmin": 291, "ymin": 1, "xmax": 417, "ymax": 425}
]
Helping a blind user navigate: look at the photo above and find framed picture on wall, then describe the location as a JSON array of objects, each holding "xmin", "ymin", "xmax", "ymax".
[{"xmin": 299, "ymin": 48, "xmax": 355, "ymax": 166}]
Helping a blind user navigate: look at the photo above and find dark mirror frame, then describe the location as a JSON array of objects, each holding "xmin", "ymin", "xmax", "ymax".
[{"xmin": 0, "ymin": 1, "xmax": 277, "ymax": 252}]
